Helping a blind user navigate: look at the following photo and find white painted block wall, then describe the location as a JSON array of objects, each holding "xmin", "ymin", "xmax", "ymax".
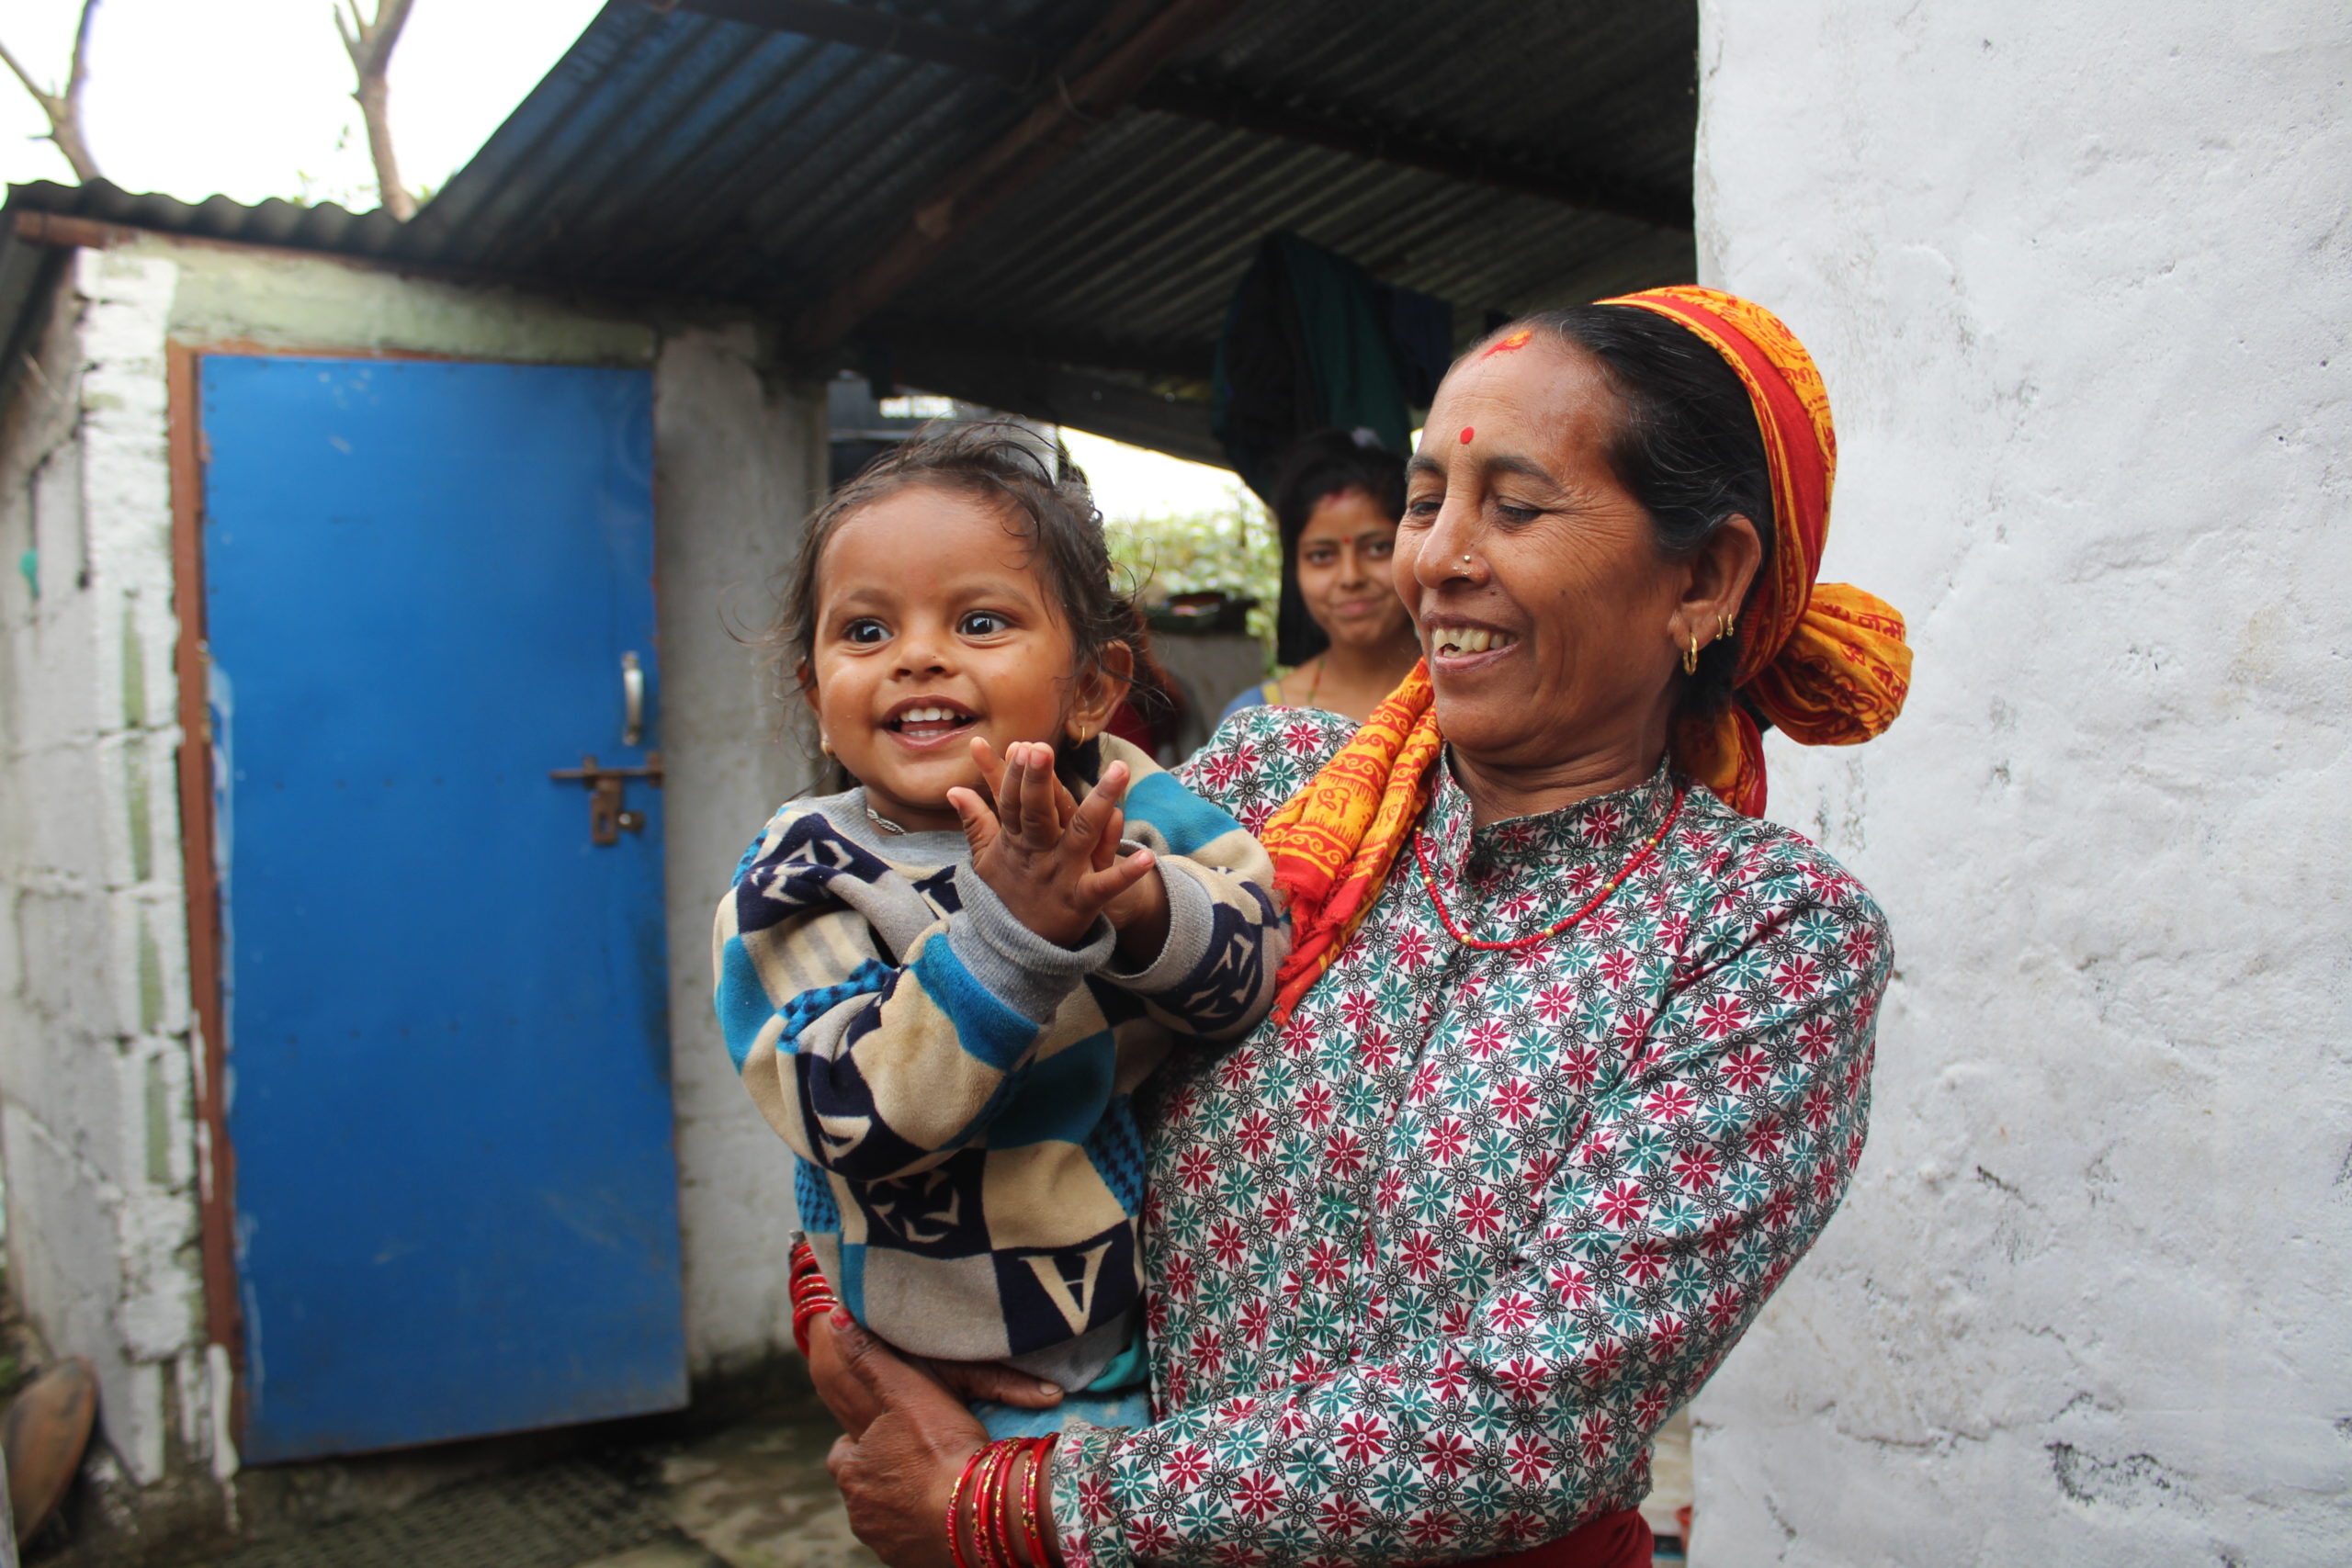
[
  {"xmin": 0, "ymin": 250, "xmax": 209, "ymax": 1485},
  {"xmin": 650, "ymin": 325, "xmax": 827, "ymax": 1374},
  {"xmin": 1690, "ymin": 3, "xmax": 2351, "ymax": 1562}
]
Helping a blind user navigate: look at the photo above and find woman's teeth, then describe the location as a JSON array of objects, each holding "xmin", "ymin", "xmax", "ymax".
[{"xmin": 1433, "ymin": 627, "xmax": 1516, "ymax": 657}]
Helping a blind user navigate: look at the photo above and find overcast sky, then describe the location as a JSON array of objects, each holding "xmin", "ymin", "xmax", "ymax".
[
  {"xmin": 0, "ymin": 0, "xmax": 601, "ymax": 207},
  {"xmin": 0, "ymin": 0, "xmax": 1243, "ymax": 517}
]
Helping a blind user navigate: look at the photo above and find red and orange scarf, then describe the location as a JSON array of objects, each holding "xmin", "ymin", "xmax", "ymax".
[{"xmin": 1259, "ymin": 287, "xmax": 1912, "ymax": 1022}]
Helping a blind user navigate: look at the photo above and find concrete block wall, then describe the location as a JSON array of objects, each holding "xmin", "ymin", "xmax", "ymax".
[
  {"xmin": 0, "ymin": 248, "xmax": 211, "ymax": 1485},
  {"xmin": 1688, "ymin": 2, "xmax": 2350, "ymax": 1562},
  {"xmin": 650, "ymin": 323, "xmax": 826, "ymax": 1376}
]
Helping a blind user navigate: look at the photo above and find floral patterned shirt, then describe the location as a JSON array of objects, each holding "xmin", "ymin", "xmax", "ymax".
[{"xmin": 1053, "ymin": 707, "xmax": 1892, "ymax": 1567}]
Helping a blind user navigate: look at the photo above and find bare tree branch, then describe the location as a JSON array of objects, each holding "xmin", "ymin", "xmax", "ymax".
[
  {"xmin": 0, "ymin": 39, "xmax": 50, "ymax": 106},
  {"xmin": 65, "ymin": 0, "xmax": 97, "ymax": 102},
  {"xmin": 334, "ymin": 0, "xmax": 417, "ymax": 220},
  {"xmin": 0, "ymin": 0, "xmax": 104, "ymax": 183}
]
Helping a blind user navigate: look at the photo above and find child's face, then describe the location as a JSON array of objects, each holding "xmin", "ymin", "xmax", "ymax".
[{"xmin": 804, "ymin": 485, "xmax": 1110, "ymax": 833}]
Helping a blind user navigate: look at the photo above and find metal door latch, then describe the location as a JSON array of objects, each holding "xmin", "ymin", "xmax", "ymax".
[{"xmin": 549, "ymin": 753, "xmax": 664, "ymax": 846}]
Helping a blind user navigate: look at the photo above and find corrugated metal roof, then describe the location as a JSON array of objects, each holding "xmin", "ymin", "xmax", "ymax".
[
  {"xmin": 2, "ymin": 179, "xmax": 405, "ymax": 254},
  {"xmin": 0, "ymin": 0, "xmax": 1698, "ymax": 455},
  {"xmin": 405, "ymin": 0, "xmax": 1113, "ymax": 299},
  {"xmin": 413, "ymin": 0, "xmax": 1695, "ymax": 362}
]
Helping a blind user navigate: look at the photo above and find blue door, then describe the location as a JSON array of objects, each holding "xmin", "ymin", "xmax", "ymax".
[{"xmin": 200, "ymin": 355, "xmax": 685, "ymax": 1461}]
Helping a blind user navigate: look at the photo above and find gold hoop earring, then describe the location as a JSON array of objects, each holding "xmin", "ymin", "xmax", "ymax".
[
  {"xmin": 1720, "ymin": 613, "xmax": 1736, "ymax": 641},
  {"xmin": 1681, "ymin": 632, "xmax": 1699, "ymax": 676},
  {"xmin": 1071, "ymin": 723, "xmax": 1091, "ymax": 746},
  {"xmin": 819, "ymin": 735, "xmax": 833, "ymax": 758}
]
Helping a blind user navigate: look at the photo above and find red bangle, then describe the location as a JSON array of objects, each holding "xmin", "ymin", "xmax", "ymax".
[
  {"xmin": 984, "ymin": 1440, "xmax": 1024, "ymax": 1568},
  {"xmin": 1020, "ymin": 1437, "xmax": 1057, "ymax": 1568},
  {"xmin": 1010, "ymin": 1444, "xmax": 1040, "ymax": 1568},
  {"xmin": 787, "ymin": 1241, "xmax": 842, "ymax": 1357},
  {"xmin": 947, "ymin": 1446, "xmax": 991, "ymax": 1568},
  {"xmin": 789, "ymin": 1301, "xmax": 837, "ymax": 1358}
]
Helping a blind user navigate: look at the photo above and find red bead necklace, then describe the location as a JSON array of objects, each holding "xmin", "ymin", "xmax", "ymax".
[{"xmin": 1412, "ymin": 784, "xmax": 1686, "ymax": 953}]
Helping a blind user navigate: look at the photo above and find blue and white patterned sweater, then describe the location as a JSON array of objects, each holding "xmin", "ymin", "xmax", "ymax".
[{"xmin": 712, "ymin": 737, "xmax": 1287, "ymax": 1389}]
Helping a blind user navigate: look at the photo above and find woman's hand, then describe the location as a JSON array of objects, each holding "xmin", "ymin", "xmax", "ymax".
[
  {"xmin": 820, "ymin": 1315, "xmax": 989, "ymax": 1568},
  {"xmin": 805, "ymin": 1310, "xmax": 885, "ymax": 1439},
  {"xmin": 918, "ymin": 1358, "xmax": 1065, "ymax": 1413},
  {"xmin": 951, "ymin": 739, "xmax": 1156, "ymax": 947},
  {"xmin": 808, "ymin": 1313, "xmax": 1064, "ymax": 1441}
]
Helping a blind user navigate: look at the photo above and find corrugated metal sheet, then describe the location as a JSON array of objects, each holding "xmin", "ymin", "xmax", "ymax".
[
  {"xmin": 410, "ymin": 0, "xmax": 1696, "ymax": 365},
  {"xmin": 5, "ymin": 179, "xmax": 408, "ymax": 253},
  {"xmin": 405, "ymin": 0, "xmax": 1111, "ymax": 299},
  {"xmin": 0, "ymin": 0, "xmax": 1697, "ymax": 442}
]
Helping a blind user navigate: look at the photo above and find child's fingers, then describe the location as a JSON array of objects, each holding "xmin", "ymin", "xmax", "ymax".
[
  {"xmin": 1065, "ymin": 762, "xmax": 1130, "ymax": 854},
  {"xmin": 1012, "ymin": 742, "xmax": 1063, "ymax": 845},
  {"xmin": 1045, "ymin": 766, "xmax": 1080, "ymax": 831},
  {"xmin": 1031, "ymin": 743, "xmax": 1080, "ymax": 833},
  {"xmin": 1091, "ymin": 806, "xmax": 1125, "ymax": 873},
  {"xmin": 1077, "ymin": 847, "xmax": 1156, "ymax": 908},
  {"xmin": 945, "ymin": 787, "xmax": 1000, "ymax": 857},
  {"xmin": 1019, "ymin": 742, "xmax": 1061, "ymax": 842},
  {"xmin": 994, "ymin": 743, "xmax": 1035, "ymax": 841},
  {"xmin": 969, "ymin": 736, "xmax": 1009, "ymax": 805}
]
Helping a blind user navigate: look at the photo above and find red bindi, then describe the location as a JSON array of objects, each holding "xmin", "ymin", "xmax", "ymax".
[{"xmin": 1458, "ymin": 425, "xmax": 1475, "ymax": 444}]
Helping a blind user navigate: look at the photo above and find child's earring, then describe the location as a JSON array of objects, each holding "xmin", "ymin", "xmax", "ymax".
[
  {"xmin": 819, "ymin": 732, "xmax": 833, "ymax": 757},
  {"xmin": 1069, "ymin": 720, "xmax": 1091, "ymax": 746}
]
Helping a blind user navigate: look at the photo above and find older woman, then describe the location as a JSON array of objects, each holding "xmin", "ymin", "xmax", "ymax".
[{"xmin": 809, "ymin": 288, "xmax": 1912, "ymax": 1568}]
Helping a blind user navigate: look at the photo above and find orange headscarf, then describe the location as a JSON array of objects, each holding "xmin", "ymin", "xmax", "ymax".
[{"xmin": 1258, "ymin": 287, "xmax": 1910, "ymax": 1021}]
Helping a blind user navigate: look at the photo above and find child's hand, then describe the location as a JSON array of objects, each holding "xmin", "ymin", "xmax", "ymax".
[
  {"xmin": 1102, "ymin": 864, "xmax": 1171, "ymax": 967},
  {"xmin": 949, "ymin": 739, "xmax": 1156, "ymax": 948}
]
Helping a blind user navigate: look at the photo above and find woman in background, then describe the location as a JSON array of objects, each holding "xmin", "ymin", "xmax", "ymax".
[{"xmin": 1219, "ymin": 428, "xmax": 1422, "ymax": 726}]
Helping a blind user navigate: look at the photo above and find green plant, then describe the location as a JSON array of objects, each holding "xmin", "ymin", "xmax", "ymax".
[{"xmin": 1104, "ymin": 496, "xmax": 1283, "ymax": 670}]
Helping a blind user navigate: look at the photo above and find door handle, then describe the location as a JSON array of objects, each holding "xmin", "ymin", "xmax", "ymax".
[
  {"xmin": 621, "ymin": 651, "xmax": 645, "ymax": 748},
  {"xmin": 550, "ymin": 753, "xmax": 663, "ymax": 846}
]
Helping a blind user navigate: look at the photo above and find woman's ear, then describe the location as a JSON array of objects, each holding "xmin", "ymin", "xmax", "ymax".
[
  {"xmin": 1677, "ymin": 513, "xmax": 1764, "ymax": 649},
  {"xmin": 1069, "ymin": 641, "xmax": 1135, "ymax": 741}
]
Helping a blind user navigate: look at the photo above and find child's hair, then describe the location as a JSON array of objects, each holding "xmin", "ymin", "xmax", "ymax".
[{"xmin": 774, "ymin": 420, "xmax": 1158, "ymax": 779}]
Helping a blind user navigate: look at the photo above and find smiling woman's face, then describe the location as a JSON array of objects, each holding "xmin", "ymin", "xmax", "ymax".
[
  {"xmin": 1396, "ymin": 336, "xmax": 1690, "ymax": 785},
  {"xmin": 1295, "ymin": 487, "xmax": 1411, "ymax": 651}
]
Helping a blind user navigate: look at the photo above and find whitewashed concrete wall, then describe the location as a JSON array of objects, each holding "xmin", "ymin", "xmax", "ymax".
[
  {"xmin": 1689, "ymin": 3, "xmax": 2351, "ymax": 1563},
  {"xmin": 0, "ymin": 249, "xmax": 206, "ymax": 1487},
  {"xmin": 0, "ymin": 239, "xmax": 827, "ymax": 1490},
  {"xmin": 650, "ymin": 324, "xmax": 825, "ymax": 1375}
]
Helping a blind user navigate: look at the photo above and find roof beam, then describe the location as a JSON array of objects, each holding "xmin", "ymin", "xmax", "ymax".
[
  {"xmin": 654, "ymin": 0, "xmax": 1036, "ymax": 80},
  {"xmin": 1136, "ymin": 74, "xmax": 1690, "ymax": 232},
  {"xmin": 785, "ymin": 0, "xmax": 1255, "ymax": 354},
  {"xmin": 650, "ymin": 0, "xmax": 1690, "ymax": 231},
  {"xmin": 891, "ymin": 344, "xmax": 1224, "ymax": 468},
  {"xmin": 865, "ymin": 312, "xmax": 1215, "ymax": 384}
]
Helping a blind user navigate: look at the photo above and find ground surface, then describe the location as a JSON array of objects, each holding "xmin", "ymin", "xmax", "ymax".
[
  {"xmin": 133, "ymin": 1394, "xmax": 876, "ymax": 1568},
  {"xmin": 62, "ymin": 1397, "xmax": 1693, "ymax": 1568}
]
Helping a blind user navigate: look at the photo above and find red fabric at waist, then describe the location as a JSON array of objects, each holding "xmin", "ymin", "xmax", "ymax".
[{"xmin": 1452, "ymin": 1507, "xmax": 1653, "ymax": 1568}]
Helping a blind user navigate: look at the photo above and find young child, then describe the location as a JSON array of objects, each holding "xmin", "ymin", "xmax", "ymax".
[{"xmin": 712, "ymin": 424, "xmax": 1286, "ymax": 1436}]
